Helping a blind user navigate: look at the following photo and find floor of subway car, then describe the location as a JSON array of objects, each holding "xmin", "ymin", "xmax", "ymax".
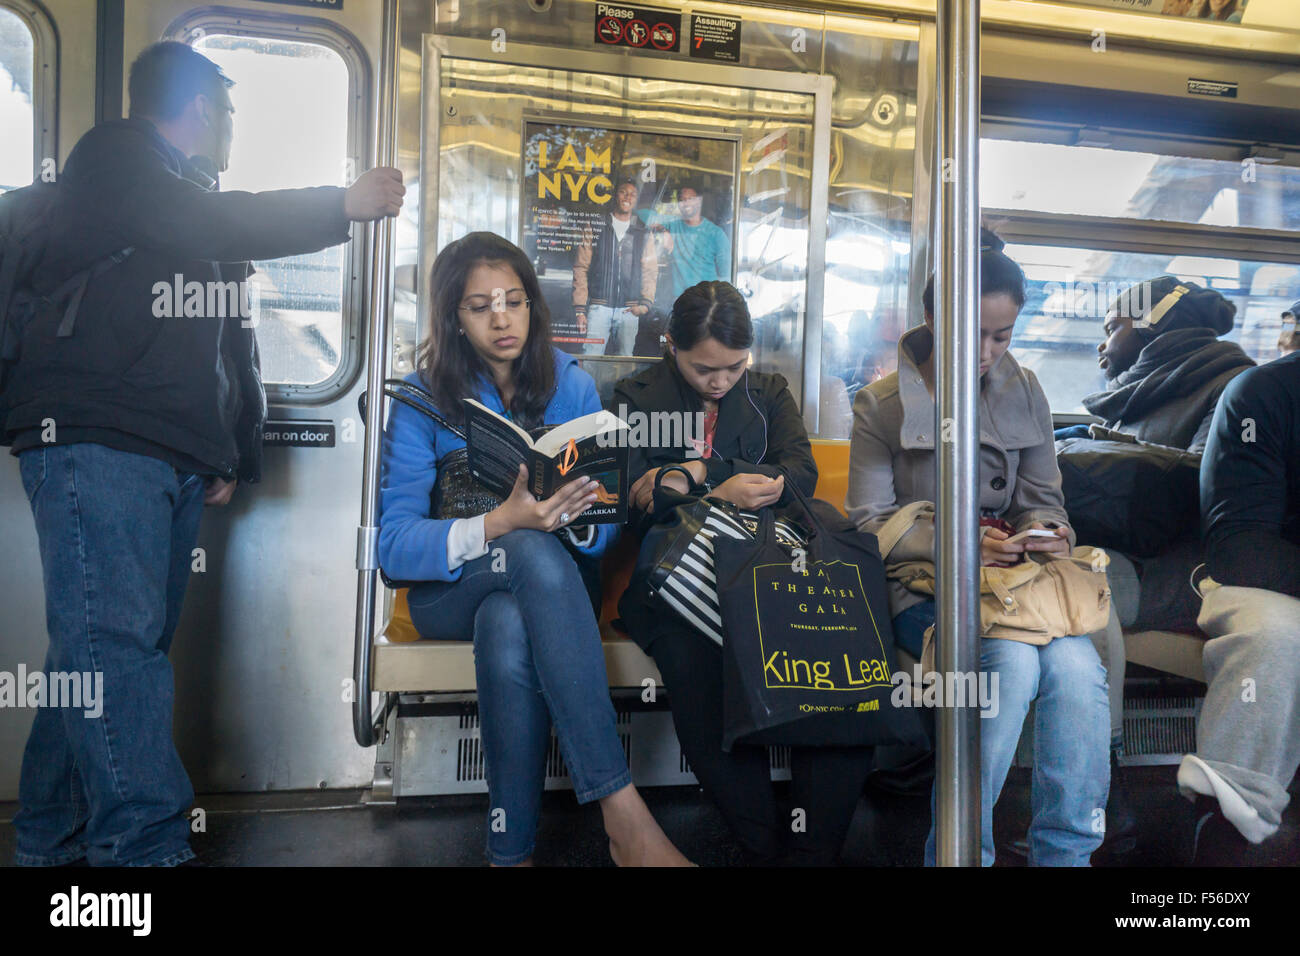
[{"xmin": 1, "ymin": 766, "xmax": 1296, "ymax": 866}]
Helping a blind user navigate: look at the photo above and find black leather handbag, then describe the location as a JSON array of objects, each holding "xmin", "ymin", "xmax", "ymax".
[{"xmin": 631, "ymin": 466, "xmax": 809, "ymax": 645}]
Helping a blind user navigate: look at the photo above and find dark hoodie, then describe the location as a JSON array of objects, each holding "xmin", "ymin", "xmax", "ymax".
[{"xmin": 1083, "ymin": 279, "xmax": 1254, "ymax": 453}]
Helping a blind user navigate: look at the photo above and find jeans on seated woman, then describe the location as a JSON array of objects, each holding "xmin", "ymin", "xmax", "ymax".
[
  {"xmin": 408, "ymin": 529, "xmax": 631, "ymax": 864},
  {"xmin": 895, "ymin": 601, "xmax": 1110, "ymax": 866},
  {"xmin": 850, "ymin": 230, "xmax": 1112, "ymax": 865}
]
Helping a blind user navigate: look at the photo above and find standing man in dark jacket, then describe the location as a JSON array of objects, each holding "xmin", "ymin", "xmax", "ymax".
[
  {"xmin": 1182, "ymin": 351, "xmax": 1300, "ymax": 864},
  {"xmin": 5, "ymin": 42, "xmax": 403, "ymax": 867}
]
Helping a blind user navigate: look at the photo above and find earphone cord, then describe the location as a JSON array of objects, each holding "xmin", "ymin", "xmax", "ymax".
[
  {"xmin": 676, "ymin": 355, "xmax": 768, "ymax": 465},
  {"xmin": 744, "ymin": 369, "xmax": 768, "ymax": 465}
]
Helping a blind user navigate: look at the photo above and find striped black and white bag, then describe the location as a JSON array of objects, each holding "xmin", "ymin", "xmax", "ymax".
[{"xmin": 638, "ymin": 468, "xmax": 808, "ymax": 645}]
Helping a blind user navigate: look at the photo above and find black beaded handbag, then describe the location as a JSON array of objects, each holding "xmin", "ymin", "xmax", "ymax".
[
  {"xmin": 361, "ymin": 378, "xmax": 517, "ymax": 520},
  {"xmin": 361, "ymin": 379, "xmax": 601, "ymax": 609}
]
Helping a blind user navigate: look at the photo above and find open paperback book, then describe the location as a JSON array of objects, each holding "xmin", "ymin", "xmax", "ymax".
[{"xmin": 463, "ymin": 399, "xmax": 630, "ymax": 525}]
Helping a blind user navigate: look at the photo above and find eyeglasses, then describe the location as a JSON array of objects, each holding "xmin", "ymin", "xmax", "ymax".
[{"xmin": 457, "ymin": 297, "xmax": 531, "ymax": 317}]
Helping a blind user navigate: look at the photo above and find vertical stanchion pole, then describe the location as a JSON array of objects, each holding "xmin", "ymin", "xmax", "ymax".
[
  {"xmin": 933, "ymin": 0, "xmax": 983, "ymax": 866},
  {"xmin": 353, "ymin": 0, "xmax": 399, "ymax": 747}
]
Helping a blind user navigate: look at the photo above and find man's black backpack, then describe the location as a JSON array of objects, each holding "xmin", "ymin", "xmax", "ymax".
[
  {"xmin": 1055, "ymin": 435, "xmax": 1202, "ymax": 558},
  {"xmin": 0, "ymin": 180, "xmax": 132, "ymax": 437}
]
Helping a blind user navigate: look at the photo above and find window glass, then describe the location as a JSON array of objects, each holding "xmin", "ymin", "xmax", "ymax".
[
  {"xmin": 0, "ymin": 6, "xmax": 35, "ymax": 192},
  {"xmin": 983, "ymin": 139, "xmax": 1300, "ymax": 232},
  {"xmin": 192, "ymin": 33, "xmax": 350, "ymax": 387},
  {"xmin": 820, "ymin": 232, "xmax": 910, "ymax": 435},
  {"xmin": 1006, "ymin": 241, "xmax": 1300, "ymax": 413}
]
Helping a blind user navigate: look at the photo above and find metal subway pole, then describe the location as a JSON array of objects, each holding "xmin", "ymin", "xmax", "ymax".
[
  {"xmin": 353, "ymin": 0, "xmax": 400, "ymax": 747},
  {"xmin": 933, "ymin": 0, "xmax": 983, "ymax": 866}
]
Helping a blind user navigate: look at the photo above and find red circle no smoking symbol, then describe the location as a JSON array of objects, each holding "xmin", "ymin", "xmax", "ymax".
[
  {"xmin": 597, "ymin": 17, "xmax": 623, "ymax": 44},
  {"xmin": 650, "ymin": 22, "xmax": 676, "ymax": 50},
  {"xmin": 624, "ymin": 19, "xmax": 649, "ymax": 47}
]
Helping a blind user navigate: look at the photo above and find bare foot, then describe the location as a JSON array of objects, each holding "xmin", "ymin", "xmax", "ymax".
[{"xmin": 601, "ymin": 785, "xmax": 694, "ymax": 867}]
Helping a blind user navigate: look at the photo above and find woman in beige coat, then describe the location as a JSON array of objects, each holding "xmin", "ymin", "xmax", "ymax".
[{"xmin": 846, "ymin": 230, "xmax": 1110, "ymax": 866}]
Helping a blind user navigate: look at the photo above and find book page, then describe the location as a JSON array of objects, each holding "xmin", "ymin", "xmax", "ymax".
[{"xmin": 534, "ymin": 409, "xmax": 628, "ymax": 458}]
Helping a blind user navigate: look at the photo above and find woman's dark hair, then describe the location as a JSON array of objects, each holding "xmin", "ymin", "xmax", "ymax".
[
  {"xmin": 416, "ymin": 232, "xmax": 555, "ymax": 429},
  {"xmin": 128, "ymin": 42, "xmax": 234, "ymax": 121},
  {"xmin": 667, "ymin": 281, "xmax": 753, "ymax": 351},
  {"xmin": 922, "ymin": 227, "xmax": 1026, "ymax": 316}
]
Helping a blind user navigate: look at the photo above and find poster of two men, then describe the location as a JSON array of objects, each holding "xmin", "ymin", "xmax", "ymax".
[{"xmin": 521, "ymin": 119, "xmax": 737, "ymax": 358}]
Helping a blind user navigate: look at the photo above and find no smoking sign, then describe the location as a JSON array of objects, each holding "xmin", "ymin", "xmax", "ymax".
[{"xmin": 593, "ymin": 3, "xmax": 681, "ymax": 53}]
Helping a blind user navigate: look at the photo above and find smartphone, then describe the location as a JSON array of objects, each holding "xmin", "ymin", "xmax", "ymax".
[{"xmin": 1004, "ymin": 528, "xmax": 1060, "ymax": 544}]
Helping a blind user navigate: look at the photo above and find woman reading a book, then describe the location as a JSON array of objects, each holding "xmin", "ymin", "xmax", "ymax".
[
  {"xmin": 378, "ymin": 232, "xmax": 690, "ymax": 867},
  {"xmin": 614, "ymin": 280, "xmax": 875, "ymax": 865}
]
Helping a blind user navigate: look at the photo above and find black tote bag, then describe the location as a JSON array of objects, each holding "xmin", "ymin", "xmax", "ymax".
[{"xmin": 713, "ymin": 476, "xmax": 926, "ymax": 751}]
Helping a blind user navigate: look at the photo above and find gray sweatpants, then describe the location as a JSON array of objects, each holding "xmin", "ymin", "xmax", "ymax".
[{"xmin": 1177, "ymin": 585, "xmax": 1300, "ymax": 842}]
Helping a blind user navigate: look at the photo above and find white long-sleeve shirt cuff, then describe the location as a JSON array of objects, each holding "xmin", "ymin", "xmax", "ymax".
[{"xmin": 446, "ymin": 514, "xmax": 490, "ymax": 571}]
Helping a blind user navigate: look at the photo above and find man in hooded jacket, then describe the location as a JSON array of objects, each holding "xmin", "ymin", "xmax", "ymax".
[
  {"xmin": 1062, "ymin": 278, "xmax": 1255, "ymax": 634},
  {"xmin": 1087, "ymin": 276, "xmax": 1253, "ymax": 453}
]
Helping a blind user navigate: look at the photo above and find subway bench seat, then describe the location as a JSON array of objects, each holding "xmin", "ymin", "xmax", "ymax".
[{"xmin": 371, "ymin": 440, "xmax": 1206, "ymax": 691}]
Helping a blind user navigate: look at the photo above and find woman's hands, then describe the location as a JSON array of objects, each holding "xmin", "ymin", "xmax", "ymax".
[
  {"xmin": 628, "ymin": 464, "xmax": 787, "ymax": 513},
  {"xmin": 709, "ymin": 473, "xmax": 784, "ymax": 510},
  {"xmin": 981, "ymin": 522, "xmax": 1071, "ymax": 567},
  {"xmin": 484, "ymin": 464, "xmax": 597, "ymax": 540},
  {"xmin": 1019, "ymin": 521, "xmax": 1071, "ymax": 555},
  {"xmin": 630, "ymin": 461, "xmax": 708, "ymax": 512},
  {"xmin": 980, "ymin": 527, "xmax": 1021, "ymax": 568}
]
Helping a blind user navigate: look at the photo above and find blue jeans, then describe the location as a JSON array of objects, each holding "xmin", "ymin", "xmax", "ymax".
[
  {"xmin": 1053, "ymin": 424, "xmax": 1091, "ymax": 441},
  {"xmin": 15, "ymin": 443, "xmax": 205, "ymax": 866},
  {"xmin": 406, "ymin": 529, "xmax": 632, "ymax": 865},
  {"xmin": 892, "ymin": 602, "xmax": 933, "ymax": 660},
  {"xmin": 902, "ymin": 601, "xmax": 1110, "ymax": 867},
  {"xmin": 582, "ymin": 304, "xmax": 638, "ymax": 356}
]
